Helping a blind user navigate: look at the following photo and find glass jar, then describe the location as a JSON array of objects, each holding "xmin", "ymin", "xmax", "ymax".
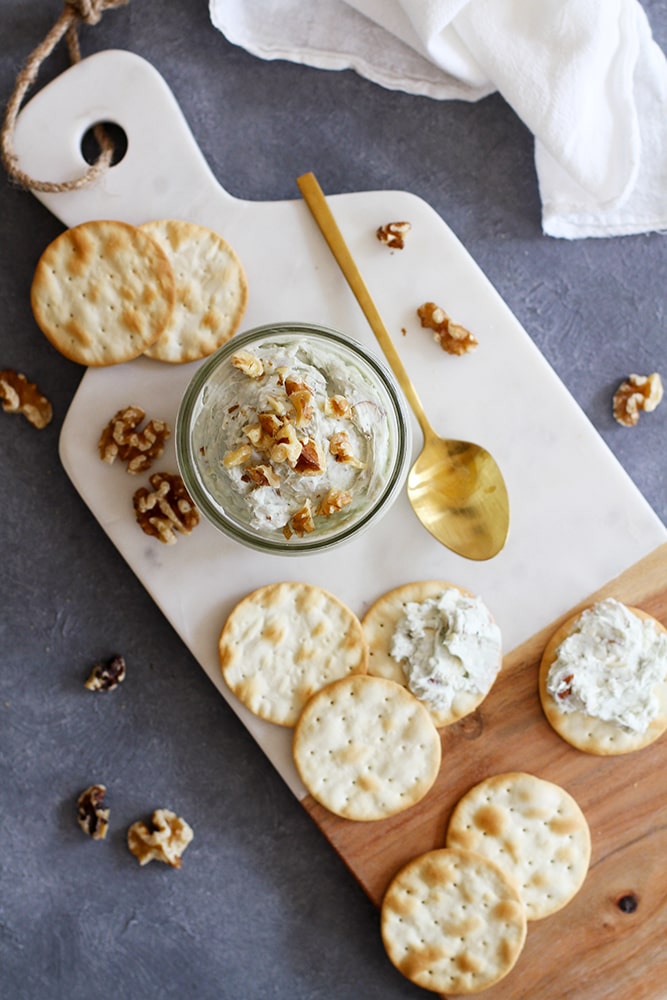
[{"xmin": 175, "ymin": 322, "xmax": 411, "ymax": 554}]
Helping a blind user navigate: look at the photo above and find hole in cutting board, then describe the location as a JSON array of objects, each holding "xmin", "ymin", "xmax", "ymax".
[{"xmin": 80, "ymin": 121, "xmax": 128, "ymax": 167}]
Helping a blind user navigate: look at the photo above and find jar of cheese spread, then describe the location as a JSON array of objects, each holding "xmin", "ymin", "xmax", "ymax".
[{"xmin": 176, "ymin": 322, "xmax": 411, "ymax": 554}]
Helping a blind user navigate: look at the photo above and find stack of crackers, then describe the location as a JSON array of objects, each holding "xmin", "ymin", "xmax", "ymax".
[{"xmin": 30, "ymin": 218, "xmax": 247, "ymax": 366}]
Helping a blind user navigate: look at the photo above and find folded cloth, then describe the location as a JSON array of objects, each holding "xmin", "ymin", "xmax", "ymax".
[{"xmin": 209, "ymin": 0, "xmax": 667, "ymax": 239}]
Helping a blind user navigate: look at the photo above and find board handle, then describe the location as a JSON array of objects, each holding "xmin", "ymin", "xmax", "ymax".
[{"xmin": 12, "ymin": 49, "xmax": 235, "ymax": 230}]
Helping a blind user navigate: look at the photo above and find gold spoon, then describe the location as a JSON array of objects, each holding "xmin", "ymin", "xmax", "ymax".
[{"xmin": 296, "ymin": 172, "xmax": 510, "ymax": 561}]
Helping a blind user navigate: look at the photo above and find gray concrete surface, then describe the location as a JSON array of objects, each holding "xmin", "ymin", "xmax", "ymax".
[{"xmin": 1, "ymin": 2, "xmax": 665, "ymax": 999}]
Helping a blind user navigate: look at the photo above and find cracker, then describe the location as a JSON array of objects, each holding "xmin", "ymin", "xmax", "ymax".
[
  {"xmin": 381, "ymin": 847, "xmax": 526, "ymax": 995},
  {"xmin": 362, "ymin": 581, "xmax": 501, "ymax": 728},
  {"xmin": 30, "ymin": 220, "xmax": 175, "ymax": 366},
  {"xmin": 539, "ymin": 604, "xmax": 667, "ymax": 756},
  {"xmin": 446, "ymin": 772, "xmax": 591, "ymax": 920},
  {"xmin": 292, "ymin": 674, "xmax": 441, "ymax": 821},
  {"xmin": 218, "ymin": 581, "xmax": 367, "ymax": 726},
  {"xmin": 140, "ymin": 219, "xmax": 248, "ymax": 363}
]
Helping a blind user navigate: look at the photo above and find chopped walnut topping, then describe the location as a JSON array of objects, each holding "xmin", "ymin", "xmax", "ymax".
[
  {"xmin": 242, "ymin": 464, "xmax": 281, "ymax": 487},
  {"xmin": 318, "ymin": 489, "xmax": 352, "ymax": 516},
  {"xmin": 98, "ymin": 405, "xmax": 170, "ymax": 474},
  {"xmin": 258, "ymin": 412, "xmax": 284, "ymax": 437},
  {"xmin": 324, "ymin": 394, "xmax": 352, "ymax": 419},
  {"xmin": 329, "ymin": 431, "xmax": 365, "ymax": 469},
  {"xmin": 85, "ymin": 654, "xmax": 126, "ymax": 692},
  {"xmin": 270, "ymin": 421, "xmax": 303, "ymax": 467},
  {"xmin": 133, "ymin": 472, "xmax": 200, "ymax": 544},
  {"xmin": 417, "ymin": 302, "xmax": 478, "ymax": 356},
  {"xmin": 266, "ymin": 394, "xmax": 287, "ymax": 416},
  {"xmin": 285, "ymin": 379, "xmax": 314, "ymax": 427},
  {"xmin": 613, "ymin": 372, "xmax": 663, "ymax": 427},
  {"xmin": 127, "ymin": 809, "xmax": 193, "ymax": 868},
  {"xmin": 0, "ymin": 369, "xmax": 52, "ymax": 428},
  {"xmin": 223, "ymin": 443, "xmax": 253, "ymax": 468},
  {"xmin": 291, "ymin": 500, "xmax": 315, "ymax": 536},
  {"xmin": 294, "ymin": 438, "xmax": 326, "ymax": 475},
  {"xmin": 231, "ymin": 350, "xmax": 264, "ymax": 379},
  {"xmin": 376, "ymin": 221, "xmax": 411, "ymax": 250},
  {"xmin": 77, "ymin": 784, "xmax": 110, "ymax": 840}
]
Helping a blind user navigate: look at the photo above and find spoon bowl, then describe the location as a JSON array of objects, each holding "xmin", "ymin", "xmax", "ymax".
[{"xmin": 297, "ymin": 172, "xmax": 510, "ymax": 560}]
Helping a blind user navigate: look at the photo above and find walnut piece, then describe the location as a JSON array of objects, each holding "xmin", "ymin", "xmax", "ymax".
[
  {"xmin": 231, "ymin": 350, "xmax": 265, "ymax": 379},
  {"xmin": 291, "ymin": 500, "xmax": 315, "ymax": 536},
  {"xmin": 318, "ymin": 488, "xmax": 352, "ymax": 516},
  {"xmin": 85, "ymin": 654, "xmax": 126, "ymax": 692},
  {"xmin": 127, "ymin": 809, "xmax": 193, "ymax": 868},
  {"xmin": 98, "ymin": 405, "xmax": 170, "ymax": 474},
  {"xmin": 613, "ymin": 372, "xmax": 663, "ymax": 427},
  {"xmin": 329, "ymin": 430, "xmax": 365, "ymax": 469},
  {"xmin": 0, "ymin": 369, "xmax": 52, "ymax": 428},
  {"xmin": 376, "ymin": 221, "xmax": 411, "ymax": 250},
  {"xmin": 294, "ymin": 437, "xmax": 326, "ymax": 475},
  {"xmin": 417, "ymin": 302, "xmax": 478, "ymax": 356},
  {"xmin": 133, "ymin": 472, "xmax": 200, "ymax": 544},
  {"xmin": 324, "ymin": 394, "xmax": 352, "ymax": 419},
  {"xmin": 77, "ymin": 784, "xmax": 110, "ymax": 840}
]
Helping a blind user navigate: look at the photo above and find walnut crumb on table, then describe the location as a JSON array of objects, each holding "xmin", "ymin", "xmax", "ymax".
[
  {"xmin": 76, "ymin": 785, "xmax": 110, "ymax": 840},
  {"xmin": 417, "ymin": 302, "xmax": 478, "ymax": 355},
  {"xmin": 612, "ymin": 372, "xmax": 663, "ymax": 426},
  {"xmin": 84, "ymin": 655, "xmax": 126, "ymax": 692},
  {"xmin": 376, "ymin": 221, "xmax": 412, "ymax": 250},
  {"xmin": 0, "ymin": 369, "xmax": 52, "ymax": 428}
]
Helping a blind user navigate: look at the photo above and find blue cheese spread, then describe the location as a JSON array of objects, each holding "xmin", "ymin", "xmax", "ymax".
[
  {"xmin": 546, "ymin": 598, "xmax": 667, "ymax": 733},
  {"xmin": 390, "ymin": 587, "xmax": 502, "ymax": 712}
]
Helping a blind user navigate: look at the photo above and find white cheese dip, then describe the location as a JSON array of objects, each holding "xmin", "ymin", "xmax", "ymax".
[
  {"xmin": 546, "ymin": 598, "xmax": 667, "ymax": 733},
  {"xmin": 192, "ymin": 340, "xmax": 393, "ymax": 535},
  {"xmin": 390, "ymin": 588, "xmax": 502, "ymax": 712}
]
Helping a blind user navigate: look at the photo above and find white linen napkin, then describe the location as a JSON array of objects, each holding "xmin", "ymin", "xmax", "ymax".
[{"xmin": 209, "ymin": 0, "xmax": 667, "ymax": 239}]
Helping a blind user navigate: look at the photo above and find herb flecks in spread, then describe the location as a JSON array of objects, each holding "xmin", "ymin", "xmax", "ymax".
[
  {"xmin": 546, "ymin": 598, "xmax": 667, "ymax": 733},
  {"xmin": 390, "ymin": 588, "xmax": 501, "ymax": 712},
  {"xmin": 194, "ymin": 341, "xmax": 392, "ymax": 539}
]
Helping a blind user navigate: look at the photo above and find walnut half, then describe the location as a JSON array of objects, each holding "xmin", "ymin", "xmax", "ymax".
[
  {"xmin": 612, "ymin": 372, "xmax": 663, "ymax": 427},
  {"xmin": 98, "ymin": 405, "xmax": 170, "ymax": 474},
  {"xmin": 0, "ymin": 369, "xmax": 52, "ymax": 428},
  {"xmin": 133, "ymin": 472, "xmax": 200, "ymax": 544},
  {"xmin": 127, "ymin": 809, "xmax": 193, "ymax": 868}
]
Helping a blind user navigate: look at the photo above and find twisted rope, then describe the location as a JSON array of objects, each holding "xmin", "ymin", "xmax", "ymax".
[{"xmin": 1, "ymin": 0, "xmax": 129, "ymax": 193}]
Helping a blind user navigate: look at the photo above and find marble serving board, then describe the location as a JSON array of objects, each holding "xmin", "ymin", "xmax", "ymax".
[{"xmin": 15, "ymin": 51, "xmax": 667, "ymax": 998}]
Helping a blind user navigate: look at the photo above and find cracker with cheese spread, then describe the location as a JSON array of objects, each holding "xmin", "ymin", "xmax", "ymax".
[
  {"xmin": 362, "ymin": 581, "xmax": 502, "ymax": 728},
  {"xmin": 539, "ymin": 599, "xmax": 667, "ymax": 755}
]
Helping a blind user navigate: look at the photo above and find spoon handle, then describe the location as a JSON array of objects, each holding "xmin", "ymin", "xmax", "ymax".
[{"xmin": 297, "ymin": 172, "xmax": 431, "ymax": 440}]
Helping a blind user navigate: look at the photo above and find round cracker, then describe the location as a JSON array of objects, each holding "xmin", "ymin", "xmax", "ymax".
[
  {"xmin": 30, "ymin": 219, "xmax": 175, "ymax": 366},
  {"xmin": 218, "ymin": 581, "xmax": 367, "ymax": 726},
  {"xmin": 362, "ymin": 580, "xmax": 501, "ymax": 728},
  {"xmin": 381, "ymin": 847, "xmax": 526, "ymax": 995},
  {"xmin": 539, "ymin": 604, "xmax": 667, "ymax": 756},
  {"xmin": 446, "ymin": 772, "xmax": 591, "ymax": 920},
  {"xmin": 292, "ymin": 674, "xmax": 441, "ymax": 821},
  {"xmin": 140, "ymin": 219, "xmax": 248, "ymax": 363}
]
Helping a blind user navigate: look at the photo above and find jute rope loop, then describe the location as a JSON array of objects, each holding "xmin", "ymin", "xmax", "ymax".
[{"xmin": 1, "ymin": 0, "xmax": 129, "ymax": 193}]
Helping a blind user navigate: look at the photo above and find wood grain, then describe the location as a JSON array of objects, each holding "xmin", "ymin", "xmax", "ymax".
[{"xmin": 300, "ymin": 542, "xmax": 667, "ymax": 999}]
